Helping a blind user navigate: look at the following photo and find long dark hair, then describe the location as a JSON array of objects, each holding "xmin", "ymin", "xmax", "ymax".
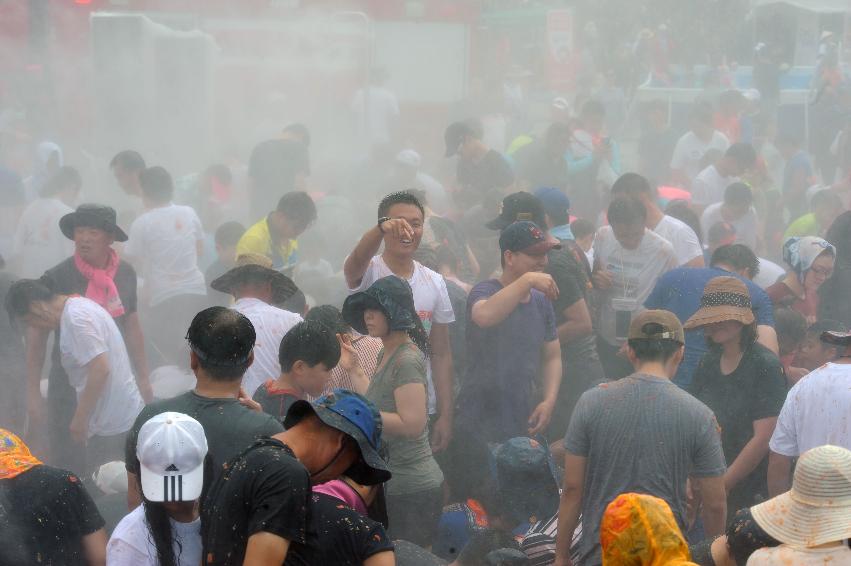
[
  {"xmin": 706, "ymin": 321, "xmax": 758, "ymax": 353},
  {"xmin": 140, "ymin": 455, "xmax": 213, "ymax": 566}
]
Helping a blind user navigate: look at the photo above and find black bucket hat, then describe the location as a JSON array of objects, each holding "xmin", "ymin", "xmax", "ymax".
[
  {"xmin": 341, "ymin": 275, "xmax": 419, "ymax": 336},
  {"xmin": 820, "ymin": 330, "xmax": 851, "ymax": 346},
  {"xmin": 210, "ymin": 253, "xmax": 299, "ymax": 306},
  {"xmin": 59, "ymin": 203, "xmax": 128, "ymax": 242},
  {"xmin": 284, "ymin": 389, "xmax": 391, "ymax": 485},
  {"xmin": 490, "ymin": 437, "xmax": 561, "ymax": 524}
]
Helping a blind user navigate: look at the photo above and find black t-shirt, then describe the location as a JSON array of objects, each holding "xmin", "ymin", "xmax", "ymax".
[
  {"xmin": 248, "ymin": 139, "xmax": 310, "ymax": 211},
  {"xmin": 125, "ymin": 391, "xmax": 284, "ymax": 478},
  {"xmin": 0, "ymin": 465, "xmax": 105, "ymax": 566},
  {"xmin": 287, "ymin": 492, "xmax": 394, "ymax": 565},
  {"xmin": 456, "ymin": 150, "xmax": 514, "ymax": 204},
  {"xmin": 252, "ymin": 382, "xmax": 300, "ymax": 422},
  {"xmin": 202, "ymin": 438, "xmax": 310, "ymax": 566},
  {"xmin": 546, "ymin": 245, "xmax": 587, "ymax": 324},
  {"xmin": 689, "ymin": 343, "xmax": 787, "ymax": 510}
]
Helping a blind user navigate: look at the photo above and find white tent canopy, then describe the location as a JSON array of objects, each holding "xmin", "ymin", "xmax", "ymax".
[{"xmin": 754, "ymin": 0, "xmax": 847, "ymax": 13}]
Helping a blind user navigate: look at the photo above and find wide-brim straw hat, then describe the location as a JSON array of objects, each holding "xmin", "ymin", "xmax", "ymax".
[
  {"xmin": 751, "ymin": 445, "xmax": 851, "ymax": 548},
  {"xmin": 210, "ymin": 253, "xmax": 298, "ymax": 305},
  {"xmin": 683, "ymin": 276, "xmax": 755, "ymax": 329}
]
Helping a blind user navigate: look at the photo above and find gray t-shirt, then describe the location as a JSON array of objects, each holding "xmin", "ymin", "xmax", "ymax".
[{"xmin": 563, "ymin": 373, "xmax": 725, "ymax": 566}]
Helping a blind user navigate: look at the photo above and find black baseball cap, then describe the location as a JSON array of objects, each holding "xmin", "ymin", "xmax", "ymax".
[
  {"xmin": 499, "ymin": 221, "xmax": 561, "ymax": 255},
  {"xmin": 444, "ymin": 121, "xmax": 476, "ymax": 158},
  {"xmin": 486, "ymin": 191, "xmax": 545, "ymax": 230}
]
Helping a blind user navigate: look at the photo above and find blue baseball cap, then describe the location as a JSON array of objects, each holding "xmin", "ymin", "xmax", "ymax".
[
  {"xmin": 534, "ymin": 187, "xmax": 571, "ymax": 217},
  {"xmin": 285, "ymin": 389, "xmax": 391, "ymax": 485}
]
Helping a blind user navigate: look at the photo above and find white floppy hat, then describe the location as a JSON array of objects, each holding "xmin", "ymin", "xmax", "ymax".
[
  {"xmin": 137, "ymin": 412, "xmax": 208, "ymax": 503},
  {"xmin": 751, "ymin": 445, "xmax": 851, "ymax": 547}
]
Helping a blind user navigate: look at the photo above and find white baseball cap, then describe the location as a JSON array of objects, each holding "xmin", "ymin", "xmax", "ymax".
[{"xmin": 137, "ymin": 412, "xmax": 208, "ymax": 502}]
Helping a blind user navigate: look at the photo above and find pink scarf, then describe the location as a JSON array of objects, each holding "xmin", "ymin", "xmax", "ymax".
[
  {"xmin": 312, "ymin": 479, "xmax": 368, "ymax": 515},
  {"xmin": 74, "ymin": 249, "xmax": 125, "ymax": 317}
]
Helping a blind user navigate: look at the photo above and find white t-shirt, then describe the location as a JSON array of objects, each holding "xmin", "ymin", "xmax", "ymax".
[
  {"xmin": 769, "ymin": 363, "xmax": 851, "ymax": 456},
  {"xmin": 670, "ymin": 130, "xmax": 730, "ymax": 185},
  {"xmin": 691, "ymin": 165, "xmax": 739, "ymax": 207},
  {"xmin": 753, "ymin": 258, "xmax": 786, "ymax": 289},
  {"xmin": 125, "ymin": 204, "xmax": 206, "ymax": 307},
  {"xmin": 701, "ymin": 203, "xmax": 759, "ymax": 250},
  {"xmin": 747, "ymin": 544, "xmax": 851, "ymax": 565},
  {"xmin": 107, "ymin": 505, "xmax": 202, "ymax": 566},
  {"xmin": 59, "ymin": 297, "xmax": 144, "ymax": 438},
  {"xmin": 12, "ymin": 197, "xmax": 74, "ymax": 278},
  {"xmin": 351, "ymin": 86, "xmax": 400, "ymax": 148},
  {"xmin": 233, "ymin": 297, "xmax": 303, "ymax": 397},
  {"xmin": 653, "ymin": 215, "xmax": 703, "ymax": 266},
  {"xmin": 348, "ymin": 256, "xmax": 455, "ymax": 414},
  {"xmin": 593, "ymin": 227, "xmax": 678, "ymax": 346}
]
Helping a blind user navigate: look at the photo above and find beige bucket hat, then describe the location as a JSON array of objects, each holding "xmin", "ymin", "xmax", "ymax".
[{"xmin": 751, "ymin": 445, "xmax": 851, "ymax": 548}]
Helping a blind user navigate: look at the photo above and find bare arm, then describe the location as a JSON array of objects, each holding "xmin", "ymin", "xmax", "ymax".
[
  {"xmin": 25, "ymin": 325, "xmax": 49, "ymax": 424},
  {"xmin": 364, "ymin": 551, "xmax": 395, "ymax": 566},
  {"xmin": 471, "ymin": 273, "xmax": 558, "ymax": 328},
  {"xmin": 244, "ymin": 532, "xmax": 290, "ymax": 566},
  {"xmin": 694, "ymin": 474, "xmax": 727, "ymax": 537},
  {"xmin": 724, "ymin": 417, "xmax": 777, "ymax": 492},
  {"xmin": 556, "ymin": 299, "xmax": 593, "ymax": 344},
  {"xmin": 428, "ymin": 323, "xmax": 453, "ymax": 452},
  {"xmin": 756, "ymin": 325, "xmax": 779, "ymax": 356},
  {"xmin": 381, "ymin": 382, "xmax": 428, "ymax": 439},
  {"xmin": 82, "ymin": 528, "xmax": 107, "ymax": 566},
  {"xmin": 126, "ymin": 471, "xmax": 141, "ymax": 510},
  {"xmin": 767, "ymin": 451, "xmax": 794, "ymax": 497},
  {"xmin": 70, "ymin": 353, "xmax": 111, "ymax": 443},
  {"xmin": 343, "ymin": 225, "xmax": 384, "ymax": 289},
  {"xmin": 124, "ymin": 312, "xmax": 152, "ymax": 403},
  {"xmin": 554, "ymin": 454, "xmax": 586, "ymax": 566},
  {"xmin": 528, "ymin": 339, "xmax": 562, "ymax": 436}
]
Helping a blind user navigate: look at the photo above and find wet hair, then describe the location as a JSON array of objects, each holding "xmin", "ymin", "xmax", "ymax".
[
  {"xmin": 710, "ymin": 244, "xmax": 760, "ymax": 278},
  {"xmin": 278, "ymin": 321, "xmax": 341, "ymax": 373},
  {"xmin": 377, "ymin": 191, "xmax": 425, "ymax": 220},
  {"xmin": 412, "ymin": 245, "xmax": 439, "ymax": 272},
  {"xmin": 109, "ymin": 150, "xmax": 146, "ymax": 172},
  {"xmin": 570, "ymin": 218, "xmax": 596, "ymax": 240},
  {"xmin": 607, "ymin": 196, "xmax": 646, "ymax": 226},
  {"xmin": 305, "ymin": 304, "xmax": 351, "ymax": 335},
  {"xmin": 811, "ymin": 189, "xmax": 843, "ymax": 212},
  {"xmin": 665, "ymin": 200, "xmax": 703, "ymax": 247},
  {"xmin": 628, "ymin": 332, "xmax": 683, "ymax": 363},
  {"xmin": 774, "ymin": 307, "xmax": 807, "ymax": 349},
  {"xmin": 139, "ymin": 166, "xmax": 174, "ymax": 204},
  {"xmin": 283, "ymin": 123, "xmax": 310, "ymax": 147},
  {"xmin": 40, "ymin": 166, "xmax": 82, "ymax": 198},
  {"xmin": 185, "ymin": 307, "xmax": 255, "ymax": 381},
  {"xmin": 725, "ymin": 143, "xmax": 757, "ymax": 169},
  {"xmin": 404, "ymin": 188, "xmax": 428, "ymax": 208},
  {"xmin": 457, "ymin": 529, "xmax": 522, "ymax": 566},
  {"xmin": 214, "ymin": 221, "xmax": 246, "ymax": 248},
  {"xmin": 610, "ymin": 172, "xmax": 655, "ymax": 198},
  {"xmin": 435, "ymin": 244, "xmax": 459, "ymax": 271},
  {"xmin": 723, "ymin": 182, "xmax": 753, "ymax": 207},
  {"xmin": 281, "ymin": 289, "xmax": 307, "ymax": 316},
  {"xmin": 276, "ymin": 191, "xmax": 317, "ymax": 222},
  {"xmin": 5, "ymin": 279, "xmax": 55, "ymax": 319},
  {"xmin": 707, "ymin": 221, "xmax": 737, "ymax": 247},
  {"xmin": 140, "ymin": 455, "xmax": 213, "ymax": 566}
]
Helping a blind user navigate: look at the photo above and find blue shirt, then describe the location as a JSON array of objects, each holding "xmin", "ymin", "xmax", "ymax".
[
  {"xmin": 550, "ymin": 224, "xmax": 574, "ymax": 240},
  {"xmin": 644, "ymin": 267, "xmax": 775, "ymax": 387}
]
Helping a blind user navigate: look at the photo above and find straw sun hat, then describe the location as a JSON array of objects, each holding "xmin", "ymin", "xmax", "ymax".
[
  {"xmin": 751, "ymin": 445, "xmax": 851, "ymax": 547},
  {"xmin": 683, "ymin": 276, "xmax": 754, "ymax": 330}
]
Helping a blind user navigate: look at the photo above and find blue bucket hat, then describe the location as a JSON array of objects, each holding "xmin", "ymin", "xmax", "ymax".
[
  {"xmin": 285, "ymin": 389, "xmax": 391, "ymax": 485},
  {"xmin": 490, "ymin": 437, "xmax": 561, "ymax": 524}
]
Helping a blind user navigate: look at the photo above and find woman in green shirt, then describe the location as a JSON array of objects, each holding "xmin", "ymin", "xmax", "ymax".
[{"xmin": 342, "ymin": 275, "xmax": 445, "ymax": 547}]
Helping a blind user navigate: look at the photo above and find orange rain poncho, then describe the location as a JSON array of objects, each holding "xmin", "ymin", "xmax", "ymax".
[
  {"xmin": 0, "ymin": 428, "xmax": 43, "ymax": 480},
  {"xmin": 601, "ymin": 493, "xmax": 698, "ymax": 566}
]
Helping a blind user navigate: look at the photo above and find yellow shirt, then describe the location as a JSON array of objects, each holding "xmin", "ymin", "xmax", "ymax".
[{"xmin": 236, "ymin": 217, "xmax": 298, "ymax": 270}]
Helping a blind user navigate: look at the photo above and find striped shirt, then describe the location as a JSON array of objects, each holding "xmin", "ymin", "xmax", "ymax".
[{"xmin": 520, "ymin": 512, "xmax": 582, "ymax": 566}]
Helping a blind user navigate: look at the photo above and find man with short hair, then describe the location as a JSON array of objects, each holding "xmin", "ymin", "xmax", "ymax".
[
  {"xmin": 670, "ymin": 102, "xmax": 730, "ymax": 189},
  {"xmin": 201, "ymin": 390, "xmax": 392, "ymax": 565},
  {"xmin": 123, "ymin": 306, "xmax": 284, "ymax": 509},
  {"xmin": 109, "ymin": 150, "xmax": 146, "ymax": 198},
  {"xmin": 554, "ymin": 311, "xmax": 727, "ymax": 566},
  {"xmin": 701, "ymin": 182, "xmax": 760, "ymax": 250},
  {"xmin": 344, "ymin": 191, "xmax": 455, "ymax": 452},
  {"xmin": 691, "ymin": 142, "xmax": 758, "ymax": 211},
  {"xmin": 444, "ymin": 119, "xmax": 514, "ymax": 208},
  {"xmin": 767, "ymin": 329, "xmax": 851, "ymax": 496},
  {"xmin": 610, "ymin": 172, "xmax": 704, "ymax": 267},
  {"xmin": 26, "ymin": 204, "xmax": 151, "ymax": 473},
  {"xmin": 237, "ymin": 191, "xmax": 317, "ymax": 272},
  {"xmin": 796, "ymin": 319, "xmax": 847, "ymax": 371},
  {"xmin": 592, "ymin": 197, "xmax": 678, "ymax": 379},
  {"xmin": 645, "ymin": 243, "xmax": 779, "ymax": 387},
  {"xmin": 248, "ymin": 123, "xmax": 311, "ymax": 218},
  {"xmin": 210, "ymin": 254, "xmax": 303, "ymax": 397},
  {"xmin": 784, "ymin": 188, "xmax": 844, "ymax": 239},
  {"xmin": 124, "ymin": 166, "xmax": 208, "ymax": 366},
  {"xmin": 457, "ymin": 220, "xmax": 562, "ymax": 444}
]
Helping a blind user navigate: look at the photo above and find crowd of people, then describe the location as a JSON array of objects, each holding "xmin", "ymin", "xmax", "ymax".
[{"xmin": 2, "ymin": 73, "xmax": 851, "ymax": 566}]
